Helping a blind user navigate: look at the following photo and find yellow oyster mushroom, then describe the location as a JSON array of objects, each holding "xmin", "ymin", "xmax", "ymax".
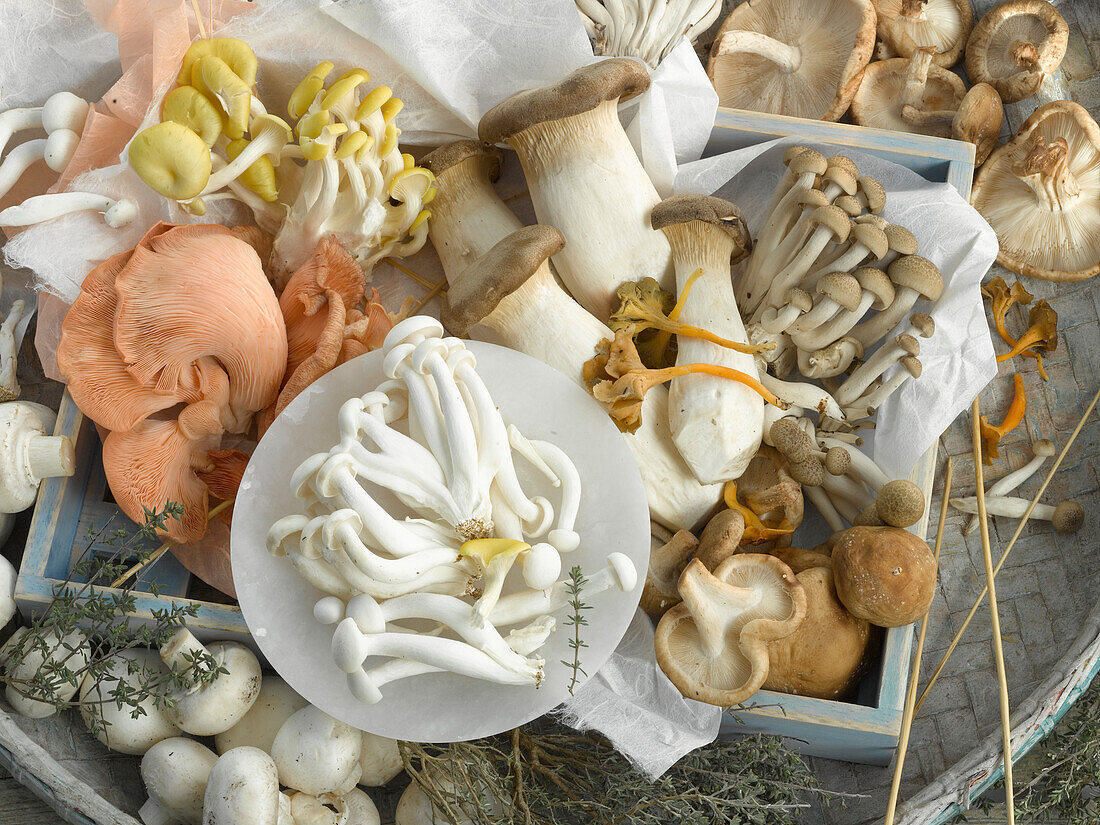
[
  {"xmin": 288, "ymin": 61, "xmax": 335, "ymax": 120},
  {"xmin": 355, "ymin": 86, "xmax": 392, "ymax": 121},
  {"xmin": 335, "ymin": 130, "xmax": 369, "ymax": 160},
  {"xmin": 128, "ymin": 121, "xmax": 211, "ymax": 200},
  {"xmin": 162, "ymin": 85, "xmax": 224, "ymax": 147},
  {"xmin": 460, "ymin": 538, "xmax": 531, "ymax": 622},
  {"xmin": 178, "ymin": 37, "xmax": 258, "ymax": 88},
  {"xmin": 322, "ymin": 72, "xmax": 370, "ymax": 110},
  {"xmin": 296, "ymin": 110, "xmax": 345, "ymax": 161},
  {"xmin": 226, "ymin": 138, "xmax": 278, "ymax": 202},
  {"xmin": 193, "ymin": 54, "xmax": 251, "ymax": 139}
]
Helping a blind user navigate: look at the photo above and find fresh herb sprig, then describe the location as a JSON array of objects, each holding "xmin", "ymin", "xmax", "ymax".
[
  {"xmin": 0, "ymin": 502, "xmax": 223, "ymax": 738},
  {"xmin": 560, "ymin": 565, "xmax": 589, "ymax": 695}
]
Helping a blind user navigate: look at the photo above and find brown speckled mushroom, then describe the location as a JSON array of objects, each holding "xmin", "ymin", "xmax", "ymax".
[
  {"xmin": 873, "ymin": 0, "xmax": 974, "ymax": 68},
  {"xmin": 695, "ymin": 509, "xmax": 747, "ymax": 571},
  {"xmin": 831, "ymin": 525, "xmax": 936, "ymax": 626},
  {"xmin": 763, "ymin": 566, "xmax": 872, "ymax": 699},
  {"xmin": 641, "ymin": 529, "xmax": 700, "ymax": 617},
  {"xmin": 848, "ymin": 256, "xmax": 943, "ymax": 350},
  {"xmin": 655, "ymin": 555, "xmax": 807, "ymax": 705},
  {"xmin": 707, "ymin": 0, "xmax": 877, "ymax": 121},
  {"xmin": 965, "ymin": 0, "xmax": 1068, "ymax": 104},
  {"xmin": 479, "ymin": 59, "xmax": 671, "ymax": 320},
  {"xmin": 875, "ymin": 479, "xmax": 926, "ymax": 527},
  {"xmin": 971, "ymin": 101, "xmax": 1100, "ymax": 282}
]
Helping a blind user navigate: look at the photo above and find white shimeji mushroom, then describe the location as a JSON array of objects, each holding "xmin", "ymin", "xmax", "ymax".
[{"xmin": 574, "ymin": 0, "xmax": 723, "ymax": 67}]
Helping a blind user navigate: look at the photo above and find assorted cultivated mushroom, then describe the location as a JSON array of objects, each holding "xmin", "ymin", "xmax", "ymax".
[{"xmin": 573, "ymin": 0, "xmax": 723, "ymax": 67}]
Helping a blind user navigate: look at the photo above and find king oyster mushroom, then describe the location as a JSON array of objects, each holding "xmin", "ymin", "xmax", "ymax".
[
  {"xmin": 873, "ymin": 0, "xmax": 973, "ymax": 68},
  {"xmin": 965, "ymin": 0, "xmax": 1069, "ymax": 104},
  {"xmin": 971, "ymin": 101, "xmax": 1100, "ymax": 282},
  {"xmin": 707, "ymin": 0, "xmax": 877, "ymax": 121},
  {"xmin": 478, "ymin": 60, "xmax": 672, "ymax": 321}
]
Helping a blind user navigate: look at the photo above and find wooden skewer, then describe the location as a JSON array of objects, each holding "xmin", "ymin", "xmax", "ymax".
[
  {"xmin": 411, "ymin": 279, "xmax": 447, "ymax": 314},
  {"xmin": 970, "ymin": 395, "xmax": 1015, "ymax": 824},
  {"xmin": 883, "ymin": 457, "xmax": 954, "ymax": 825},
  {"xmin": 189, "ymin": 0, "xmax": 208, "ymax": 39},
  {"xmin": 109, "ymin": 499, "xmax": 235, "ymax": 589},
  {"xmin": 913, "ymin": 384, "xmax": 1100, "ymax": 715},
  {"xmin": 384, "ymin": 257, "xmax": 446, "ymax": 292}
]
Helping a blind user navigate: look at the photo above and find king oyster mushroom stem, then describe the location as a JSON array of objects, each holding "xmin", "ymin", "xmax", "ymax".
[
  {"xmin": 574, "ymin": 0, "xmax": 723, "ymax": 67},
  {"xmin": 650, "ymin": 194, "xmax": 761, "ymax": 483},
  {"xmin": 422, "ymin": 140, "xmax": 722, "ymax": 531},
  {"xmin": 963, "ymin": 438, "xmax": 1056, "ymax": 535},
  {"xmin": 478, "ymin": 59, "xmax": 673, "ymax": 321},
  {"xmin": 950, "ymin": 495, "xmax": 1084, "ymax": 534}
]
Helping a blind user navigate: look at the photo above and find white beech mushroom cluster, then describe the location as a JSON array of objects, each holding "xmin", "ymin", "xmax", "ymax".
[
  {"xmin": 267, "ymin": 316, "xmax": 636, "ymax": 703},
  {"xmin": 573, "ymin": 0, "xmax": 723, "ymax": 67},
  {"xmin": 740, "ymin": 147, "xmax": 943, "ymax": 424}
]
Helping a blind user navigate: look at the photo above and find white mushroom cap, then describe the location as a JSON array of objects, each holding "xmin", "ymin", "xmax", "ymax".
[
  {"xmin": 707, "ymin": 0, "xmax": 877, "ymax": 121},
  {"xmin": 214, "ymin": 674, "xmax": 309, "ymax": 755},
  {"xmin": 965, "ymin": 0, "xmax": 1069, "ymax": 103},
  {"xmin": 971, "ymin": 101, "xmax": 1100, "ymax": 282},
  {"xmin": 140, "ymin": 737, "xmax": 218, "ymax": 825},
  {"xmin": 80, "ymin": 649, "xmax": 181, "ymax": 755},
  {"xmin": 874, "ymin": 0, "xmax": 974, "ymax": 67},
  {"xmin": 358, "ymin": 731, "xmax": 403, "ymax": 787},
  {"xmin": 159, "ymin": 629, "xmax": 263, "ymax": 736},
  {"xmin": 203, "ymin": 747, "xmax": 281, "ymax": 825},
  {"xmin": 3, "ymin": 627, "xmax": 89, "ymax": 718},
  {"xmin": 271, "ymin": 705, "xmax": 363, "ymax": 796}
]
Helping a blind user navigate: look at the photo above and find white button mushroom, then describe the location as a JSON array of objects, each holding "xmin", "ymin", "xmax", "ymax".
[
  {"xmin": 358, "ymin": 731, "xmax": 403, "ymax": 787},
  {"xmin": 289, "ymin": 789, "xmax": 380, "ymax": 825},
  {"xmin": 2, "ymin": 626, "xmax": 89, "ymax": 718},
  {"xmin": 140, "ymin": 737, "xmax": 218, "ymax": 825},
  {"xmin": 158, "ymin": 628, "xmax": 262, "ymax": 736},
  {"xmin": 0, "ymin": 401, "xmax": 76, "ymax": 512},
  {"xmin": 214, "ymin": 674, "xmax": 309, "ymax": 755},
  {"xmin": 203, "ymin": 747, "xmax": 282, "ymax": 825},
  {"xmin": 271, "ymin": 705, "xmax": 363, "ymax": 796},
  {"xmin": 80, "ymin": 649, "xmax": 181, "ymax": 755}
]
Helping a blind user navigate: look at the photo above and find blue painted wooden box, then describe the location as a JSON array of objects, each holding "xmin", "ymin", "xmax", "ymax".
[
  {"xmin": 709, "ymin": 107, "xmax": 976, "ymax": 765},
  {"xmin": 15, "ymin": 390, "xmax": 250, "ymax": 643}
]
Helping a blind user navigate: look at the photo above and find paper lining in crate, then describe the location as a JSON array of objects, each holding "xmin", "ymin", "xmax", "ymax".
[
  {"xmin": 707, "ymin": 107, "xmax": 977, "ymax": 766},
  {"xmin": 15, "ymin": 389, "xmax": 249, "ymax": 643}
]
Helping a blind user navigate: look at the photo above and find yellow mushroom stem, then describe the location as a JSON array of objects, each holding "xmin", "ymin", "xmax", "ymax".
[
  {"xmin": 722, "ymin": 481, "xmax": 795, "ymax": 544},
  {"xmin": 978, "ymin": 373, "xmax": 1026, "ymax": 465},
  {"xmin": 995, "ymin": 300, "xmax": 1058, "ymax": 365},
  {"xmin": 459, "ymin": 538, "xmax": 531, "ymax": 563},
  {"xmin": 981, "ymin": 277, "xmax": 1046, "ymax": 379},
  {"xmin": 1012, "ymin": 136, "xmax": 1081, "ymax": 212}
]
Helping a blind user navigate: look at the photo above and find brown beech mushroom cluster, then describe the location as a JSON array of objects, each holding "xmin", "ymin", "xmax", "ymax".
[
  {"xmin": 57, "ymin": 223, "xmax": 287, "ymax": 592},
  {"xmin": 971, "ymin": 101, "xmax": 1100, "ymax": 282},
  {"xmin": 831, "ymin": 525, "xmax": 937, "ymax": 626},
  {"xmin": 707, "ymin": 0, "xmax": 876, "ymax": 121}
]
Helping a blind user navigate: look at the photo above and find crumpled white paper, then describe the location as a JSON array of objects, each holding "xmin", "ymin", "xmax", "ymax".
[
  {"xmin": 556, "ymin": 609, "xmax": 722, "ymax": 780},
  {"xmin": 676, "ymin": 138, "xmax": 999, "ymax": 479}
]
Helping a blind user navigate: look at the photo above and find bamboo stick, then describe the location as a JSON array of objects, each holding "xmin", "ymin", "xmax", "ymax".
[
  {"xmin": 970, "ymin": 395, "xmax": 1014, "ymax": 824},
  {"xmin": 914, "ymin": 384, "xmax": 1100, "ymax": 715},
  {"xmin": 883, "ymin": 457, "xmax": 954, "ymax": 825}
]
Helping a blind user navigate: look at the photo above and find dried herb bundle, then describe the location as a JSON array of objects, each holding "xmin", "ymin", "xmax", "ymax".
[
  {"xmin": 399, "ymin": 719, "xmax": 862, "ymax": 824},
  {"xmin": 0, "ymin": 503, "xmax": 224, "ymax": 736}
]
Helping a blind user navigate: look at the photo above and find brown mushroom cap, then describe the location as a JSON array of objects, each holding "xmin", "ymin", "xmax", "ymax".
[
  {"xmin": 769, "ymin": 418, "xmax": 813, "ymax": 463},
  {"xmin": 876, "ymin": 479, "xmax": 926, "ymax": 527},
  {"xmin": 850, "ymin": 57, "xmax": 966, "ymax": 137},
  {"xmin": 965, "ymin": 0, "xmax": 1068, "ymax": 104},
  {"xmin": 695, "ymin": 509, "xmax": 747, "ymax": 571},
  {"xmin": 641, "ymin": 529, "xmax": 699, "ymax": 617},
  {"xmin": 789, "ymin": 456, "xmax": 825, "ymax": 487},
  {"xmin": 478, "ymin": 59, "xmax": 651, "ymax": 145},
  {"xmin": 884, "ymin": 223, "xmax": 920, "ymax": 256},
  {"xmin": 787, "ymin": 148, "xmax": 829, "ymax": 176},
  {"xmin": 874, "ymin": 0, "xmax": 974, "ymax": 68},
  {"xmin": 851, "ymin": 222, "xmax": 890, "ymax": 260},
  {"xmin": 650, "ymin": 194, "xmax": 752, "ymax": 261},
  {"xmin": 909, "ymin": 312, "xmax": 936, "ymax": 337},
  {"xmin": 854, "ymin": 266, "xmax": 895, "ymax": 309},
  {"xmin": 763, "ymin": 566, "xmax": 872, "ymax": 699},
  {"xmin": 952, "ymin": 83, "xmax": 1004, "ymax": 165},
  {"xmin": 831, "ymin": 526, "xmax": 936, "ymax": 626},
  {"xmin": 971, "ymin": 100, "xmax": 1100, "ymax": 282},
  {"xmin": 889, "ymin": 255, "xmax": 944, "ymax": 301},
  {"xmin": 1052, "ymin": 500, "xmax": 1084, "ymax": 534},
  {"xmin": 419, "ymin": 140, "xmax": 502, "ymax": 181},
  {"xmin": 441, "ymin": 225, "xmax": 566, "ymax": 337},
  {"xmin": 835, "ymin": 195, "xmax": 863, "ymax": 217},
  {"xmin": 824, "ymin": 446, "xmax": 851, "ymax": 475},
  {"xmin": 817, "ymin": 272, "xmax": 863, "ymax": 312},
  {"xmin": 768, "ymin": 546, "xmax": 833, "ymax": 572},
  {"xmin": 707, "ymin": 0, "xmax": 877, "ymax": 122},
  {"xmin": 655, "ymin": 555, "xmax": 807, "ymax": 706}
]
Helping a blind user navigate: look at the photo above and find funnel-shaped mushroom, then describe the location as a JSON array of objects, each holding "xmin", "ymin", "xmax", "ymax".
[
  {"xmin": 707, "ymin": 0, "xmax": 876, "ymax": 121},
  {"xmin": 874, "ymin": 0, "xmax": 973, "ymax": 68},
  {"xmin": 972, "ymin": 101, "xmax": 1100, "ymax": 282},
  {"xmin": 479, "ymin": 59, "xmax": 672, "ymax": 321},
  {"xmin": 965, "ymin": 0, "xmax": 1068, "ymax": 104},
  {"xmin": 655, "ymin": 555, "xmax": 806, "ymax": 705}
]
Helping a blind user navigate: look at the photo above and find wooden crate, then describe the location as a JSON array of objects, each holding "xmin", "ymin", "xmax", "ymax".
[
  {"xmin": 711, "ymin": 107, "xmax": 976, "ymax": 765},
  {"xmin": 15, "ymin": 390, "xmax": 249, "ymax": 643}
]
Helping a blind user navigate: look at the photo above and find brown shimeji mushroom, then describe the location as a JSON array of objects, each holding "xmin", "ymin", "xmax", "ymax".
[
  {"xmin": 873, "ymin": 0, "xmax": 974, "ymax": 68},
  {"xmin": 973, "ymin": 103, "xmax": 1100, "ymax": 281},
  {"xmin": 979, "ymin": 373, "xmax": 1027, "ymax": 464},
  {"xmin": 655, "ymin": 555, "xmax": 807, "ymax": 706},
  {"xmin": 831, "ymin": 525, "xmax": 937, "ymax": 626},
  {"xmin": 707, "ymin": 0, "xmax": 876, "ymax": 121},
  {"xmin": 763, "ymin": 566, "xmax": 872, "ymax": 699},
  {"xmin": 966, "ymin": 0, "xmax": 1069, "ymax": 104}
]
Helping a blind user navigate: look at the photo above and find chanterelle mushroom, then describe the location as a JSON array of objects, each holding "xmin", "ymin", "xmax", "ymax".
[
  {"xmin": 874, "ymin": 0, "xmax": 974, "ymax": 68},
  {"xmin": 479, "ymin": 59, "xmax": 672, "ymax": 321},
  {"xmin": 707, "ymin": 0, "xmax": 877, "ymax": 121},
  {"xmin": 654, "ymin": 555, "xmax": 806, "ymax": 706},
  {"xmin": 965, "ymin": 0, "xmax": 1069, "ymax": 104},
  {"xmin": 971, "ymin": 101, "xmax": 1100, "ymax": 282}
]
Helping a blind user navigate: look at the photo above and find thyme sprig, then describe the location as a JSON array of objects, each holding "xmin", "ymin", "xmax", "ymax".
[
  {"xmin": 399, "ymin": 719, "xmax": 865, "ymax": 825},
  {"xmin": 559, "ymin": 565, "xmax": 589, "ymax": 696},
  {"xmin": 0, "ymin": 502, "xmax": 224, "ymax": 738}
]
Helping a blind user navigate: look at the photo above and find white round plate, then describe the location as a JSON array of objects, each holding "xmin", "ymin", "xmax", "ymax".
[{"xmin": 232, "ymin": 341, "xmax": 649, "ymax": 741}]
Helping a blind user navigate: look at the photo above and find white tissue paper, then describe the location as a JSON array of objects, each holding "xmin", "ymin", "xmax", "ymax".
[{"xmin": 676, "ymin": 138, "xmax": 1000, "ymax": 479}]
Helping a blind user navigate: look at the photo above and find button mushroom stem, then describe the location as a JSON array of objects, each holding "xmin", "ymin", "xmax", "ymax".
[
  {"xmin": 849, "ymin": 256, "xmax": 943, "ymax": 350},
  {"xmin": 963, "ymin": 438, "xmax": 1055, "ymax": 535},
  {"xmin": 712, "ymin": 29, "xmax": 803, "ymax": 75},
  {"xmin": 758, "ymin": 206, "xmax": 851, "ymax": 314},
  {"xmin": 804, "ymin": 483, "xmax": 848, "ymax": 532},
  {"xmin": 757, "ymin": 372, "xmax": 845, "ymax": 420},
  {"xmin": 978, "ymin": 373, "xmax": 1027, "ymax": 464},
  {"xmin": 817, "ymin": 435, "xmax": 891, "ymax": 492},
  {"xmin": 949, "ymin": 495, "xmax": 1083, "ymax": 533},
  {"xmin": 844, "ymin": 355, "xmax": 922, "ymax": 419}
]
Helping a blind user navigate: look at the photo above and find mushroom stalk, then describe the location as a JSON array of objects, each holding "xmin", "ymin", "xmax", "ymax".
[
  {"xmin": 0, "ymin": 130, "xmax": 79, "ymax": 200},
  {"xmin": 1013, "ymin": 136, "xmax": 1080, "ymax": 212},
  {"xmin": 963, "ymin": 439, "xmax": 1055, "ymax": 535},
  {"xmin": 0, "ymin": 192, "xmax": 138, "ymax": 228},
  {"xmin": 835, "ymin": 334, "xmax": 919, "ymax": 406},
  {"xmin": 712, "ymin": 30, "xmax": 802, "ymax": 74},
  {"xmin": 758, "ymin": 373, "xmax": 844, "ymax": 420},
  {"xmin": 949, "ymin": 495, "xmax": 1083, "ymax": 532}
]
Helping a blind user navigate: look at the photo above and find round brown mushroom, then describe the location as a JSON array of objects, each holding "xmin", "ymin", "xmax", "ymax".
[
  {"xmin": 768, "ymin": 546, "xmax": 834, "ymax": 572},
  {"xmin": 850, "ymin": 52, "xmax": 966, "ymax": 137},
  {"xmin": 655, "ymin": 555, "xmax": 807, "ymax": 706},
  {"xmin": 965, "ymin": 0, "xmax": 1069, "ymax": 104},
  {"xmin": 951, "ymin": 83, "xmax": 1004, "ymax": 166},
  {"xmin": 707, "ymin": 0, "xmax": 877, "ymax": 122},
  {"xmin": 873, "ymin": 0, "xmax": 974, "ymax": 68},
  {"xmin": 831, "ymin": 526, "xmax": 936, "ymax": 626},
  {"xmin": 763, "ymin": 566, "xmax": 872, "ymax": 699},
  {"xmin": 875, "ymin": 479, "xmax": 926, "ymax": 527}
]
